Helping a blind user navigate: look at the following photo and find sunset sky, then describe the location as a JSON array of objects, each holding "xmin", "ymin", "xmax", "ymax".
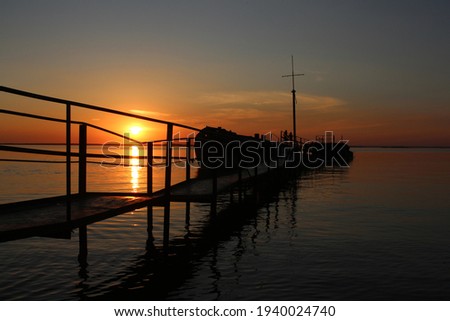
[{"xmin": 1, "ymin": 0, "xmax": 449, "ymax": 146}]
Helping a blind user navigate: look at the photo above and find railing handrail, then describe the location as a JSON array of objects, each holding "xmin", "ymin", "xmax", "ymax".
[
  {"xmin": 1, "ymin": 109, "xmax": 197, "ymax": 146},
  {"xmin": 0, "ymin": 108, "xmax": 145, "ymax": 145},
  {"xmin": 0, "ymin": 144, "xmax": 190, "ymax": 161},
  {"xmin": 1, "ymin": 86, "xmax": 197, "ymax": 220},
  {"xmin": 0, "ymin": 85, "xmax": 200, "ymax": 132}
]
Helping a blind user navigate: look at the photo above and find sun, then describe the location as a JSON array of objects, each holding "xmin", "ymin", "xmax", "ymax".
[{"xmin": 129, "ymin": 126, "xmax": 142, "ymax": 136}]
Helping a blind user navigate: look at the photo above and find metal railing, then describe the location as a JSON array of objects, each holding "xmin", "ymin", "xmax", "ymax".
[{"xmin": 0, "ymin": 85, "xmax": 199, "ymax": 220}]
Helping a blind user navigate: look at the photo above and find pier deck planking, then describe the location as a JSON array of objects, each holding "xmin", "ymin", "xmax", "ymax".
[{"xmin": 0, "ymin": 167, "xmax": 268, "ymax": 242}]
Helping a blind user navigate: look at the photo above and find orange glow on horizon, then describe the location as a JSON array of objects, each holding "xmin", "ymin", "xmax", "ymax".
[{"xmin": 0, "ymin": 90, "xmax": 449, "ymax": 147}]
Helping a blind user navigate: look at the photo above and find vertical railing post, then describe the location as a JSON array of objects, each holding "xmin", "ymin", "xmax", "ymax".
[
  {"xmin": 124, "ymin": 132, "xmax": 130, "ymax": 167},
  {"xmin": 147, "ymin": 141, "xmax": 154, "ymax": 245},
  {"xmin": 186, "ymin": 138, "xmax": 191, "ymax": 181},
  {"xmin": 147, "ymin": 142, "xmax": 153, "ymax": 195},
  {"xmin": 164, "ymin": 124, "xmax": 173, "ymax": 195},
  {"xmin": 66, "ymin": 103, "xmax": 71, "ymax": 221},
  {"xmin": 185, "ymin": 138, "xmax": 191, "ymax": 227},
  {"xmin": 78, "ymin": 124, "xmax": 87, "ymax": 195},
  {"xmin": 163, "ymin": 124, "xmax": 173, "ymax": 251}
]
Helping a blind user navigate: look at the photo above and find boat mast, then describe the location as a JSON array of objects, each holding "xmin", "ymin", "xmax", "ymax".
[{"xmin": 282, "ymin": 55, "xmax": 304, "ymax": 144}]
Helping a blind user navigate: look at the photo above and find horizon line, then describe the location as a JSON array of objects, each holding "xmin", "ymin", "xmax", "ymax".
[{"xmin": 1, "ymin": 142, "xmax": 449, "ymax": 149}]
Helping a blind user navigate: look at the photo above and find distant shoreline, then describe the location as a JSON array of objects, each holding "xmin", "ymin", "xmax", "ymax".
[
  {"xmin": 1, "ymin": 143, "xmax": 449, "ymax": 149},
  {"xmin": 352, "ymin": 145, "xmax": 450, "ymax": 149}
]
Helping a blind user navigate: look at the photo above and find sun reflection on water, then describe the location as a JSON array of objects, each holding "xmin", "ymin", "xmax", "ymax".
[{"xmin": 130, "ymin": 145, "xmax": 141, "ymax": 192}]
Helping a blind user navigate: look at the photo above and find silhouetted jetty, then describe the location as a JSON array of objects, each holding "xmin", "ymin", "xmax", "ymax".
[{"xmin": 0, "ymin": 86, "xmax": 353, "ymax": 264}]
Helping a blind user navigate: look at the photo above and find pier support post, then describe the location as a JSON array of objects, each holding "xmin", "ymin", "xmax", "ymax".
[
  {"xmin": 238, "ymin": 168, "xmax": 243, "ymax": 203},
  {"xmin": 185, "ymin": 201, "xmax": 191, "ymax": 226},
  {"xmin": 146, "ymin": 204, "xmax": 155, "ymax": 251},
  {"xmin": 253, "ymin": 166, "xmax": 259, "ymax": 203},
  {"xmin": 163, "ymin": 202, "xmax": 171, "ymax": 252},
  {"xmin": 146, "ymin": 205, "xmax": 154, "ymax": 247},
  {"xmin": 78, "ymin": 225, "xmax": 88, "ymax": 265},
  {"xmin": 211, "ymin": 170, "xmax": 218, "ymax": 215}
]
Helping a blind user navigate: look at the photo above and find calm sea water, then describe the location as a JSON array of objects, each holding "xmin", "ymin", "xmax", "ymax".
[{"xmin": 0, "ymin": 147, "xmax": 449, "ymax": 300}]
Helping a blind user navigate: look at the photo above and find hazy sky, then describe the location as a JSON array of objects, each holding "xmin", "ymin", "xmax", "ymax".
[{"xmin": 1, "ymin": 0, "xmax": 449, "ymax": 145}]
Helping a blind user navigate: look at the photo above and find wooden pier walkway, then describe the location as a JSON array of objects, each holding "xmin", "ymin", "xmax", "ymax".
[
  {"xmin": 170, "ymin": 163, "xmax": 272, "ymax": 201},
  {"xmin": 0, "ymin": 85, "xmax": 302, "ymax": 262},
  {"xmin": 0, "ymin": 194, "xmax": 154, "ymax": 242},
  {"xmin": 0, "ymin": 164, "xmax": 273, "ymax": 242}
]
